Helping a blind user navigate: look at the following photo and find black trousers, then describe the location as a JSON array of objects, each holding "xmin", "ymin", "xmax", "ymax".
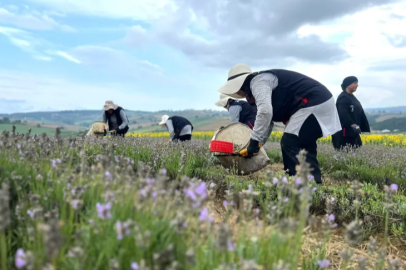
[
  {"xmin": 332, "ymin": 133, "xmax": 362, "ymax": 150},
  {"xmin": 174, "ymin": 134, "xmax": 192, "ymax": 142},
  {"xmin": 109, "ymin": 126, "xmax": 129, "ymax": 137},
  {"xmin": 280, "ymin": 114, "xmax": 323, "ymax": 184}
]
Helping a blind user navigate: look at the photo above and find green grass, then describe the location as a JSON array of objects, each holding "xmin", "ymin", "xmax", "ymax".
[{"xmin": 0, "ymin": 124, "xmax": 78, "ymax": 137}]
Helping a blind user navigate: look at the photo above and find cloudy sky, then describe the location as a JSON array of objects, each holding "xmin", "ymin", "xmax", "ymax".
[{"xmin": 1, "ymin": 0, "xmax": 406, "ymax": 113}]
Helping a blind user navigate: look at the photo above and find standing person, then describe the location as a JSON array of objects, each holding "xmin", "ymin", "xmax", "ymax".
[
  {"xmin": 332, "ymin": 76, "xmax": 370, "ymax": 150},
  {"xmin": 102, "ymin": 100, "xmax": 130, "ymax": 136},
  {"xmin": 215, "ymin": 93, "xmax": 257, "ymax": 129},
  {"xmin": 218, "ymin": 64, "xmax": 341, "ymax": 184},
  {"xmin": 159, "ymin": 115, "xmax": 193, "ymax": 142}
]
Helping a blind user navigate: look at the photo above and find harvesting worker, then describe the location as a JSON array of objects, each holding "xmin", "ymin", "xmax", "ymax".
[
  {"xmin": 332, "ymin": 76, "xmax": 370, "ymax": 150},
  {"xmin": 102, "ymin": 100, "xmax": 130, "ymax": 136},
  {"xmin": 218, "ymin": 64, "xmax": 341, "ymax": 184},
  {"xmin": 215, "ymin": 93, "xmax": 257, "ymax": 129},
  {"xmin": 159, "ymin": 115, "xmax": 193, "ymax": 142}
]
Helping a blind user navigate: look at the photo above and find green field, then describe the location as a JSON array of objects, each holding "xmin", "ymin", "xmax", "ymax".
[{"xmin": 0, "ymin": 124, "xmax": 79, "ymax": 137}]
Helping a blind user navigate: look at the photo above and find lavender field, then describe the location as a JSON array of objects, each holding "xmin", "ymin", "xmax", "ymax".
[{"xmin": 0, "ymin": 130, "xmax": 405, "ymax": 269}]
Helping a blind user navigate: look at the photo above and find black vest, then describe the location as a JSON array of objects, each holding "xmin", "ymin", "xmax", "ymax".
[
  {"xmin": 169, "ymin": 116, "xmax": 193, "ymax": 138},
  {"xmin": 105, "ymin": 107, "xmax": 129, "ymax": 131},
  {"xmin": 243, "ymin": 69, "xmax": 332, "ymax": 123},
  {"xmin": 229, "ymin": 100, "xmax": 257, "ymax": 129}
]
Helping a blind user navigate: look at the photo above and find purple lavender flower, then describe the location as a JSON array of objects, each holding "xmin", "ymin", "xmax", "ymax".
[
  {"xmin": 331, "ymin": 197, "xmax": 335, "ymax": 202},
  {"xmin": 223, "ymin": 200, "xmax": 228, "ymax": 207},
  {"xmin": 194, "ymin": 182, "xmax": 207, "ymax": 198},
  {"xmin": 295, "ymin": 178, "xmax": 303, "ymax": 185},
  {"xmin": 272, "ymin": 178, "xmax": 278, "ymax": 185},
  {"xmin": 56, "ymin": 158, "xmax": 61, "ymax": 163},
  {"xmin": 51, "ymin": 159, "xmax": 56, "ymax": 168},
  {"xmin": 390, "ymin": 184, "xmax": 398, "ymax": 192},
  {"xmin": 17, "ymin": 144, "xmax": 21, "ymax": 149},
  {"xmin": 105, "ymin": 171, "xmax": 113, "ymax": 181},
  {"xmin": 96, "ymin": 202, "xmax": 112, "ymax": 219},
  {"xmin": 282, "ymin": 177, "xmax": 288, "ymax": 184},
  {"xmin": 317, "ymin": 259, "xmax": 330, "ymax": 268},
  {"xmin": 114, "ymin": 156, "xmax": 120, "ymax": 163},
  {"xmin": 283, "ymin": 197, "xmax": 289, "ymax": 203},
  {"xmin": 27, "ymin": 209, "xmax": 35, "ymax": 219},
  {"xmin": 199, "ymin": 208, "xmax": 213, "ymax": 222},
  {"xmin": 328, "ymin": 214, "xmax": 335, "ymax": 221},
  {"xmin": 131, "ymin": 262, "xmax": 139, "ymax": 270},
  {"xmin": 15, "ymin": 249, "xmax": 27, "ymax": 269},
  {"xmin": 227, "ymin": 239, "xmax": 235, "ymax": 251},
  {"xmin": 248, "ymin": 184, "xmax": 253, "ymax": 192},
  {"xmin": 116, "ymin": 221, "xmax": 123, "ymax": 240}
]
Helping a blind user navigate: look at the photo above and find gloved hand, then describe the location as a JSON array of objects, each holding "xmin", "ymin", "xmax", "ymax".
[
  {"xmin": 351, "ymin": 124, "xmax": 361, "ymax": 134},
  {"xmin": 239, "ymin": 139, "xmax": 262, "ymax": 158}
]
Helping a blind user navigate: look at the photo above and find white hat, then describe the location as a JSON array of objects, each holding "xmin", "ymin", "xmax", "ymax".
[
  {"xmin": 159, "ymin": 115, "xmax": 169, "ymax": 125},
  {"xmin": 217, "ymin": 64, "xmax": 254, "ymax": 98},
  {"xmin": 215, "ymin": 93, "xmax": 238, "ymax": 107},
  {"xmin": 103, "ymin": 100, "xmax": 118, "ymax": 111}
]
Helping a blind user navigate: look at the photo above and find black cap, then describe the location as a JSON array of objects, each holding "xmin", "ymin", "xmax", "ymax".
[{"xmin": 341, "ymin": 76, "xmax": 358, "ymax": 91}]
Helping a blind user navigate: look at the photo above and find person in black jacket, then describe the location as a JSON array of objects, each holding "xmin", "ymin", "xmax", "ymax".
[
  {"xmin": 217, "ymin": 64, "xmax": 342, "ymax": 184},
  {"xmin": 332, "ymin": 76, "xmax": 370, "ymax": 150},
  {"xmin": 159, "ymin": 115, "xmax": 193, "ymax": 142},
  {"xmin": 215, "ymin": 93, "xmax": 257, "ymax": 129},
  {"xmin": 102, "ymin": 100, "xmax": 130, "ymax": 136}
]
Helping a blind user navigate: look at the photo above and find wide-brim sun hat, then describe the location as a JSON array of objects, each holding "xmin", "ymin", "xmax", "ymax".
[
  {"xmin": 215, "ymin": 93, "xmax": 238, "ymax": 107},
  {"xmin": 159, "ymin": 115, "xmax": 169, "ymax": 125},
  {"xmin": 103, "ymin": 100, "xmax": 118, "ymax": 111},
  {"xmin": 217, "ymin": 64, "xmax": 253, "ymax": 98}
]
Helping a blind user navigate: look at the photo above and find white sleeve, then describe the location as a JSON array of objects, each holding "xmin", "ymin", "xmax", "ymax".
[
  {"xmin": 166, "ymin": 119, "xmax": 175, "ymax": 139},
  {"xmin": 250, "ymin": 73, "xmax": 278, "ymax": 144},
  {"xmin": 228, "ymin": 105, "xmax": 242, "ymax": 122}
]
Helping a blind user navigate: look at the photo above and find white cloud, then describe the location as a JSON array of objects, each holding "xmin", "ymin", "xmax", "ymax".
[
  {"xmin": 48, "ymin": 51, "xmax": 81, "ymax": 64},
  {"xmin": 0, "ymin": 6, "xmax": 74, "ymax": 31},
  {"xmin": 0, "ymin": 69, "xmax": 185, "ymax": 113},
  {"xmin": 26, "ymin": 0, "xmax": 177, "ymax": 20}
]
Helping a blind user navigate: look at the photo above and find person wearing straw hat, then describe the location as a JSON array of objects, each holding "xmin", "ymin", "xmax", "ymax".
[
  {"xmin": 159, "ymin": 115, "xmax": 193, "ymax": 142},
  {"xmin": 332, "ymin": 76, "xmax": 370, "ymax": 150},
  {"xmin": 215, "ymin": 93, "xmax": 257, "ymax": 129},
  {"xmin": 102, "ymin": 100, "xmax": 130, "ymax": 136},
  {"xmin": 217, "ymin": 64, "xmax": 341, "ymax": 184}
]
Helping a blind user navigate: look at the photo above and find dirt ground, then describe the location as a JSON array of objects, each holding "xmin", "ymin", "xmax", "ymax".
[{"xmin": 206, "ymin": 163, "xmax": 406, "ymax": 269}]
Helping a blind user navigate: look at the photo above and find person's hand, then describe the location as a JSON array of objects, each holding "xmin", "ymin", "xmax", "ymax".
[
  {"xmin": 351, "ymin": 124, "xmax": 361, "ymax": 134},
  {"xmin": 239, "ymin": 139, "xmax": 262, "ymax": 158}
]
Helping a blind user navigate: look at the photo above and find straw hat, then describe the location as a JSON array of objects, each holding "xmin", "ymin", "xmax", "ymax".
[
  {"xmin": 103, "ymin": 100, "xmax": 118, "ymax": 111},
  {"xmin": 215, "ymin": 93, "xmax": 238, "ymax": 108},
  {"xmin": 159, "ymin": 115, "xmax": 169, "ymax": 125},
  {"xmin": 217, "ymin": 64, "xmax": 254, "ymax": 98}
]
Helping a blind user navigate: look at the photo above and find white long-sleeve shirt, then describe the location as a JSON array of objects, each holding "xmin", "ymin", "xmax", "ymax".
[
  {"xmin": 250, "ymin": 73, "xmax": 341, "ymax": 144},
  {"xmin": 166, "ymin": 119, "xmax": 192, "ymax": 139}
]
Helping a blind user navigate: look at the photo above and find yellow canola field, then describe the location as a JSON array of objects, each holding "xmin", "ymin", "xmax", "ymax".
[{"xmin": 127, "ymin": 132, "xmax": 406, "ymax": 147}]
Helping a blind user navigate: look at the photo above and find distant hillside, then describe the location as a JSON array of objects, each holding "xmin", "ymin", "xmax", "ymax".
[
  {"xmin": 365, "ymin": 106, "xmax": 406, "ymax": 114},
  {"xmin": 1, "ymin": 106, "xmax": 405, "ymax": 136}
]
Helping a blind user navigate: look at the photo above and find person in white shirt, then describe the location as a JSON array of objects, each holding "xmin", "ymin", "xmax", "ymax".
[
  {"xmin": 215, "ymin": 94, "xmax": 257, "ymax": 129},
  {"xmin": 217, "ymin": 64, "xmax": 341, "ymax": 184}
]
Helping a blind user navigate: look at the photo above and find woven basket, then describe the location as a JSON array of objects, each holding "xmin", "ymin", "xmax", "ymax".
[
  {"xmin": 86, "ymin": 121, "xmax": 107, "ymax": 137},
  {"xmin": 212, "ymin": 122, "xmax": 270, "ymax": 175}
]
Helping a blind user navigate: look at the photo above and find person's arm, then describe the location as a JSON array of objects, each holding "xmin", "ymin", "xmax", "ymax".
[
  {"xmin": 250, "ymin": 73, "xmax": 278, "ymax": 145},
  {"xmin": 336, "ymin": 97, "xmax": 354, "ymax": 128},
  {"xmin": 118, "ymin": 110, "xmax": 129, "ymax": 130},
  {"xmin": 166, "ymin": 119, "xmax": 175, "ymax": 139},
  {"xmin": 228, "ymin": 105, "xmax": 242, "ymax": 122},
  {"xmin": 103, "ymin": 112, "xmax": 107, "ymax": 123}
]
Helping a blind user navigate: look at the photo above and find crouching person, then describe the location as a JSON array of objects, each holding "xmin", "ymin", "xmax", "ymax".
[
  {"xmin": 218, "ymin": 64, "xmax": 341, "ymax": 184},
  {"xmin": 102, "ymin": 100, "xmax": 130, "ymax": 136},
  {"xmin": 215, "ymin": 93, "xmax": 257, "ymax": 129},
  {"xmin": 159, "ymin": 115, "xmax": 193, "ymax": 142}
]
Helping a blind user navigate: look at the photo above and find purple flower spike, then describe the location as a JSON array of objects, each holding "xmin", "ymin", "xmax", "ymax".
[
  {"xmin": 328, "ymin": 214, "xmax": 335, "ymax": 221},
  {"xmin": 317, "ymin": 259, "xmax": 330, "ymax": 268},
  {"xmin": 390, "ymin": 184, "xmax": 398, "ymax": 192},
  {"xmin": 272, "ymin": 178, "xmax": 278, "ymax": 185},
  {"xmin": 227, "ymin": 239, "xmax": 235, "ymax": 251},
  {"xmin": 15, "ymin": 249, "xmax": 27, "ymax": 269},
  {"xmin": 199, "ymin": 208, "xmax": 209, "ymax": 221},
  {"xmin": 131, "ymin": 262, "xmax": 139, "ymax": 270}
]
